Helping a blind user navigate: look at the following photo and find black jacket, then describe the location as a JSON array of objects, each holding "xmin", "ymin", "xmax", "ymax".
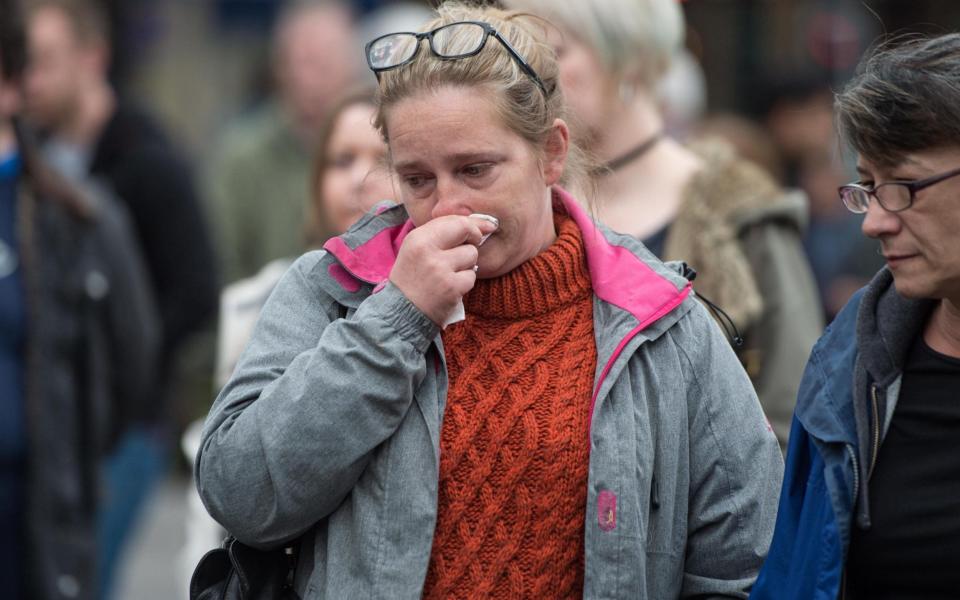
[
  {"xmin": 19, "ymin": 160, "xmax": 160, "ymax": 599},
  {"xmin": 89, "ymin": 101, "xmax": 218, "ymax": 416}
]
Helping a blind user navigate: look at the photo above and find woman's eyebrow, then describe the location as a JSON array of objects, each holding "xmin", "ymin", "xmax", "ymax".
[{"xmin": 394, "ymin": 153, "xmax": 505, "ymax": 172}]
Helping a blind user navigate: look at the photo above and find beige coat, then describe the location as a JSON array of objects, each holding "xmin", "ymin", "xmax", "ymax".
[{"xmin": 665, "ymin": 140, "xmax": 823, "ymax": 448}]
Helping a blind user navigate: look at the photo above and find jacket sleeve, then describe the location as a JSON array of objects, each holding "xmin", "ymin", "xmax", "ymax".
[
  {"xmin": 676, "ymin": 302, "xmax": 784, "ymax": 598},
  {"xmin": 195, "ymin": 253, "xmax": 440, "ymax": 548},
  {"xmin": 750, "ymin": 416, "xmax": 841, "ymax": 600},
  {"xmin": 740, "ymin": 221, "xmax": 823, "ymax": 449}
]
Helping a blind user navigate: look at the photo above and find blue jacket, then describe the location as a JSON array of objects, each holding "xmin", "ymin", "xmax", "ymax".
[{"xmin": 750, "ymin": 268, "xmax": 934, "ymax": 600}]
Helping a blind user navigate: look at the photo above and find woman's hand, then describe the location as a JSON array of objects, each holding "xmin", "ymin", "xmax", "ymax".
[{"xmin": 390, "ymin": 215, "xmax": 498, "ymax": 325}]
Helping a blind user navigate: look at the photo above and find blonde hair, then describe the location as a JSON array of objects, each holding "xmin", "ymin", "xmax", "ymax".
[
  {"xmin": 503, "ymin": 0, "xmax": 684, "ymax": 90},
  {"xmin": 372, "ymin": 1, "xmax": 593, "ymax": 194}
]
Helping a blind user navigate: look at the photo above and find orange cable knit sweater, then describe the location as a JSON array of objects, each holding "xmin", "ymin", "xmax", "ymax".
[{"xmin": 422, "ymin": 213, "xmax": 597, "ymax": 599}]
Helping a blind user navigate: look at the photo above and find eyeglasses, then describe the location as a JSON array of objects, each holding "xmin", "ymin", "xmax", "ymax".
[
  {"xmin": 365, "ymin": 20, "xmax": 550, "ymax": 97},
  {"xmin": 838, "ymin": 165, "xmax": 960, "ymax": 214}
]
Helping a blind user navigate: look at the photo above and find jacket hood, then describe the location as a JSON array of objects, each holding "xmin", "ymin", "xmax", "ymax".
[
  {"xmin": 793, "ymin": 266, "xmax": 935, "ymax": 531},
  {"xmin": 686, "ymin": 139, "xmax": 809, "ymax": 231},
  {"xmin": 852, "ymin": 267, "xmax": 936, "ymax": 529},
  {"xmin": 795, "ymin": 268, "xmax": 934, "ymax": 445},
  {"xmin": 665, "ymin": 139, "xmax": 808, "ymax": 330},
  {"xmin": 856, "ymin": 267, "xmax": 936, "ymax": 388},
  {"xmin": 322, "ymin": 186, "xmax": 692, "ymax": 328}
]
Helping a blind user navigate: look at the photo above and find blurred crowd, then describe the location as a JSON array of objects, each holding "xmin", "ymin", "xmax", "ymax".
[{"xmin": 0, "ymin": 0, "xmax": 948, "ymax": 598}]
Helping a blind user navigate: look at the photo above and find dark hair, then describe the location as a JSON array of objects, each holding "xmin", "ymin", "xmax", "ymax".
[
  {"xmin": 835, "ymin": 33, "xmax": 960, "ymax": 168},
  {"xmin": 0, "ymin": 0, "xmax": 27, "ymax": 81}
]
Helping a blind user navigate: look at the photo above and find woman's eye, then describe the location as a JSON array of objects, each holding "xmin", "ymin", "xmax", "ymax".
[
  {"xmin": 403, "ymin": 174, "xmax": 430, "ymax": 189},
  {"xmin": 332, "ymin": 153, "xmax": 355, "ymax": 169},
  {"xmin": 462, "ymin": 163, "xmax": 492, "ymax": 178}
]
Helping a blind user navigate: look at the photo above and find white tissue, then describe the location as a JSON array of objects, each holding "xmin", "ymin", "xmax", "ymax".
[
  {"xmin": 441, "ymin": 213, "xmax": 499, "ymax": 329},
  {"xmin": 443, "ymin": 301, "xmax": 466, "ymax": 329}
]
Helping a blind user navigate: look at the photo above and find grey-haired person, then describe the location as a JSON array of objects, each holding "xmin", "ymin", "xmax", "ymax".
[{"xmin": 196, "ymin": 2, "xmax": 782, "ymax": 598}]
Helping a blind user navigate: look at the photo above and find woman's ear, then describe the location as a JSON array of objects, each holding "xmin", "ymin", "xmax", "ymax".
[{"xmin": 542, "ymin": 118, "xmax": 570, "ymax": 186}]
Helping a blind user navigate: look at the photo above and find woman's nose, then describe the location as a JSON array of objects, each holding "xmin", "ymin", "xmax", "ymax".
[
  {"xmin": 861, "ymin": 197, "xmax": 902, "ymax": 239},
  {"xmin": 430, "ymin": 178, "xmax": 471, "ymax": 219}
]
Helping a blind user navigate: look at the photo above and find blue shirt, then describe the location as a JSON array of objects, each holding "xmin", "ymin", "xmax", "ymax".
[
  {"xmin": 0, "ymin": 150, "xmax": 24, "ymax": 595},
  {"xmin": 0, "ymin": 151, "xmax": 25, "ymax": 462}
]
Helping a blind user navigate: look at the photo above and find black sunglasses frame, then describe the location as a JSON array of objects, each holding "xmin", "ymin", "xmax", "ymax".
[
  {"xmin": 838, "ymin": 165, "xmax": 960, "ymax": 214},
  {"xmin": 364, "ymin": 20, "xmax": 550, "ymax": 96}
]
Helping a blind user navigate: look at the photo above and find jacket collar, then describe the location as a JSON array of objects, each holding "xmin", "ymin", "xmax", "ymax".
[
  {"xmin": 323, "ymin": 186, "xmax": 691, "ymax": 326},
  {"xmin": 793, "ymin": 291, "xmax": 861, "ymax": 446},
  {"xmin": 856, "ymin": 267, "xmax": 936, "ymax": 388},
  {"xmin": 794, "ymin": 267, "xmax": 935, "ymax": 445}
]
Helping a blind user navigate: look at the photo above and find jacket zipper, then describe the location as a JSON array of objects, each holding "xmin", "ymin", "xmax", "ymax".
[
  {"xmin": 841, "ymin": 386, "xmax": 881, "ymax": 599},
  {"xmin": 833, "ymin": 384, "xmax": 885, "ymax": 600},
  {"xmin": 840, "ymin": 445, "xmax": 859, "ymax": 600},
  {"xmin": 844, "ymin": 444, "xmax": 860, "ymax": 502},
  {"xmin": 868, "ymin": 384, "xmax": 881, "ymax": 480}
]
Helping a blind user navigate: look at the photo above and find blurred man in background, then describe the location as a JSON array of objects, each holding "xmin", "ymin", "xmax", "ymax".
[
  {"xmin": 1, "ymin": 0, "xmax": 159, "ymax": 596},
  {"xmin": 760, "ymin": 77, "xmax": 885, "ymax": 320},
  {"xmin": 21, "ymin": 0, "xmax": 218, "ymax": 595},
  {"xmin": 207, "ymin": 0, "xmax": 361, "ymax": 284}
]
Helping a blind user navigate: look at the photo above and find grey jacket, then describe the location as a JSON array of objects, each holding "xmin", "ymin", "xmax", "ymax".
[{"xmin": 197, "ymin": 189, "xmax": 783, "ymax": 599}]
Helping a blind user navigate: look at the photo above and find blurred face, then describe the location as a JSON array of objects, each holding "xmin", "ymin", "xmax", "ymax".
[
  {"xmin": 320, "ymin": 102, "xmax": 392, "ymax": 233},
  {"xmin": 385, "ymin": 86, "xmax": 567, "ymax": 278},
  {"xmin": 859, "ymin": 148, "xmax": 960, "ymax": 300},
  {"xmin": 800, "ymin": 153, "xmax": 849, "ymax": 219},
  {"xmin": 549, "ymin": 27, "xmax": 616, "ymax": 148},
  {"xmin": 766, "ymin": 92, "xmax": 836, "ymax": 162},
  {"xmin": 23, "ymin": 6, "xmax": 94, "ymax": 131},
  {"xmin": 276, "ymin": 8, "xmax": 358, "ymax": 136}
]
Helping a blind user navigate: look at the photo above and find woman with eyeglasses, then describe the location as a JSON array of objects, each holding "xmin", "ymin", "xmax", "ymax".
[
  {"xmin": 503, "ymin": 0, "xmax": 823, "ymax": 452},
  {"xmin": 752, "ymin": 34, "xmax": 960, "ymax": 600},
  {"xmin": 195, "ymin": 3, "xmax": 782, "ymax": 598}
]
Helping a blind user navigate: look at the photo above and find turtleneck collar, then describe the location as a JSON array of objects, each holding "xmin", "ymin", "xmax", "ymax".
[{"xmin": 463, "ymin": 211, "xmax": 592, "ymax": 320}]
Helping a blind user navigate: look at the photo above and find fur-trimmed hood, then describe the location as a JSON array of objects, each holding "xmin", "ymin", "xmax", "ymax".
[{"xmin": 664, "ymin": 139, "xmax": 808, "ymax": 330}]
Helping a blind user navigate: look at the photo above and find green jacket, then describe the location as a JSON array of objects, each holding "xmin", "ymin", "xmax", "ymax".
[{"xmin": 207, "ymin": 102, "xmax": 330, "ymax": 284}]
